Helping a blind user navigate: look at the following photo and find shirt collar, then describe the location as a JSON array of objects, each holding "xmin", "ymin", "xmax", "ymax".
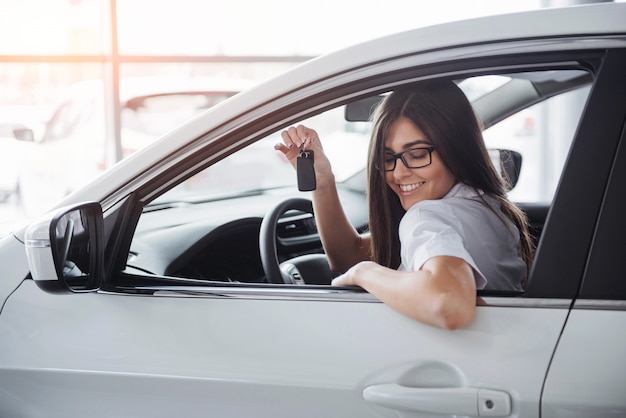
[{"xmin": 443, "ymin": 182, "xmax": 483, "ymax": 199}]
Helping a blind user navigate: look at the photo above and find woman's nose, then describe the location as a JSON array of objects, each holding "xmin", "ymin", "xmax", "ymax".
[{"xmin": 392, "ymin": 159, "xmax": 412, "ymax": 178}]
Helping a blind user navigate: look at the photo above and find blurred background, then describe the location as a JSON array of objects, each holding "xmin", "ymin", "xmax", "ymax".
[{"xmin": 0, "ymin": 0, "xmax": 616, "ymax": 237}]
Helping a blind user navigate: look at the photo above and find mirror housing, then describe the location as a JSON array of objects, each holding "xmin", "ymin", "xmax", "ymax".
[
  {"xmin": 24, "ymin": 202, "xmax": 104, "ymax": 293},
  {"xmin": 344, "ymin": 95, "xmax": 383, "ymax": 122}
]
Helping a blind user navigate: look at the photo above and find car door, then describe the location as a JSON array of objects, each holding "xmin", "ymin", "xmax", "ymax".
[
  {"xmin": 541, "ymin": 52, "xmax": 626, "ymax": 417},
  {"xmin": 0, "ymin": 44, "xmax": 623, "ymax": 418},
  {"xmin": 0, "ymin": 268, "xmax": 569, "ymax": 418}
]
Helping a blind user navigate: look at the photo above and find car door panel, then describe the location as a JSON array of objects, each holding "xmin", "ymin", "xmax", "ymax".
[
  {"xmin": 0, "ymin": 280, "xmax": 568, "ymax": 417},
  {"xmin": 542, "ymin": 106, "xmax": 626, "ymax": 417},
  {"xmin": 541, "ymin": 306, "xmax": 626, "ymax": 417},
  {"xmin": 0, "ymin": 236, "xmax": 30, "ymax": 303}
]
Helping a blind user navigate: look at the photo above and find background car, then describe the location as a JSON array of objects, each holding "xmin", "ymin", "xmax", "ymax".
[
  {"xmin": 12, "ymin": 76, "xmax": 252, "ymax": 216},
  {"xmin": 1, "ymin": 3, "xmax": 626, "ymax": 417},
  {"xmin": 0, "ymin": 108, "xmax": 44, "ymax": 203},
  {"xmin": 0, "ymin": 123, "xmax": 25, "ymax": 202}
]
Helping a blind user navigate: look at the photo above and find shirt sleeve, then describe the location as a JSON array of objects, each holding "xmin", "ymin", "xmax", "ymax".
[{"xmin": 399, "ymin": 201, "xmax": 488, "ymax": 290}]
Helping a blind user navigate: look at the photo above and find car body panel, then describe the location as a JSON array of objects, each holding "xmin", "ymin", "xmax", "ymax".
[
  {"xmin": 0, "ymin": 280, "xmax": 569, "ymax": 417},
  {"xmin": 0, "ymin": 236, "xmax": 29, "ymax": 304},
  {"xmin": 540, "ymin": 104, "xmax": 626, "ymax": 417},
  {"xmin": 542, "ymin": 305, "xmax": 626, "ymax": 417}
]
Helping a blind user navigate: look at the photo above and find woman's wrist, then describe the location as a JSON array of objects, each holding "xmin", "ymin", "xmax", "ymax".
[{"xmin": 313, "ymin": 171, "xmax": 336, "ymax": 191}]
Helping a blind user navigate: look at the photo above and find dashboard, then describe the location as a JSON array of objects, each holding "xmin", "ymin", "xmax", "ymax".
[{"xmin": 126, "ymin": 185, "xmax": 368, "ymax": 284}]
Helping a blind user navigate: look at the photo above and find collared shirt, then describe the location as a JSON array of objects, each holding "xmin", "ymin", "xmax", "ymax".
[{"xmin": 398, "ymin": 182, "xmax": 525, "ymax": 291}]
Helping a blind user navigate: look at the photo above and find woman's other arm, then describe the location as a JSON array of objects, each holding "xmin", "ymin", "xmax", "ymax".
[{"xmin": 332, "ymin": 256, "xmax": 477, "ymax": 330}]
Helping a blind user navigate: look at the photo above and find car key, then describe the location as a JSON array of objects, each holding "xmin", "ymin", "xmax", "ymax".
[{"xmin": 297, "ymin": 145, "xmax": 316, "ymax": 191}]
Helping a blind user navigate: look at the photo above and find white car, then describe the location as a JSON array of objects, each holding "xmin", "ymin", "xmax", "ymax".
[{"xmin": 2, "ymin": 3, "xmax": 626, "ymax": 417}]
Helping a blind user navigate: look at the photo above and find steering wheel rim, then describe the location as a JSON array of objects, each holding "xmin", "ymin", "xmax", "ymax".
[{"xmin": 259, "ymin": 197, "xmax": 314, "ymax": 284}]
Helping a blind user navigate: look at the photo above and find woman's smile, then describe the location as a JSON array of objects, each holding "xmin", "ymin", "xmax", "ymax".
[{"xmin": 399, "ymin": 181, "xmax": 425, "ymax": 193}]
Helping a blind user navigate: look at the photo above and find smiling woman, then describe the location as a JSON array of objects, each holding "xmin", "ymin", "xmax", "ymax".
[{"xmin": 274, "ymin": 80, "xmax": 532, "ymax": 329}]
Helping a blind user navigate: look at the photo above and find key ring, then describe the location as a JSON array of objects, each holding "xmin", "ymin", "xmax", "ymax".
[{"xmin": 299, "ymin": 138, "xmax": 311, "ymax": 157}]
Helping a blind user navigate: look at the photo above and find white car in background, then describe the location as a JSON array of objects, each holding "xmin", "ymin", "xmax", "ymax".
[
  {"xmin": 14, "ymin": 76, "xmax": 251, "ymax": 216},
  {"xmin": 0, "ymin": 108, "xmax": 44, "ymax": 203},
  {"xmin": 0, "ymin": 123, "xmax": 25, "ymax": 202},
  {"xmin": 1, "ymin": 3, "xmax": 626, "ymax": 417}
]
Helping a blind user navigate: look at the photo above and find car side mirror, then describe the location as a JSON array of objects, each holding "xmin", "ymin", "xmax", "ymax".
[
  {"xmin": 344, "ymin": 95, "xmax": 383, "ymax": 122},
  {"xmin": 25, "ymin": 202, "xmax": 104, "ymax": 293}
]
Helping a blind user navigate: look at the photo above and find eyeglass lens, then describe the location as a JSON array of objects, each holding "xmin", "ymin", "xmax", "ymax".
[{"xmin": 384, "ymin": 147, "xmax": 434, "ymax": 171}]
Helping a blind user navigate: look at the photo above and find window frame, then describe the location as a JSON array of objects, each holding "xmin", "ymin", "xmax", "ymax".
[
  {"xmin": 577, "ymin": 52, "xmax": 626, "ymax": 301},
  {"xmin": 96, "ymin": 48, "xmax": 617, "ymax": 303},
  {"xmin": 527, "ymin": 48, "xmax": 626, "ymax": 299}
]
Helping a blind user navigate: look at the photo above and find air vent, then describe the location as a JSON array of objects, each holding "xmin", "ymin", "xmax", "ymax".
[{"xmin": 277, "ymin": 214, "xmax": 317, "ymax": 238}]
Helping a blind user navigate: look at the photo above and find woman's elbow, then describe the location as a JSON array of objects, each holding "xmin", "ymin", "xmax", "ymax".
[
  {"xmin": 433, "ymin": 294, "xmax": 476, "ymax": 330},
  {"xmin": 440, "ymin": 309, "xmax": 475, "ymax": 330}
]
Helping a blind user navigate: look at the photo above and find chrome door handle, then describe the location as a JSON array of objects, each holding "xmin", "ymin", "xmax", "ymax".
[{"xmin": 363, "ymin": 383, "xmax": 511, "ymax": 417}]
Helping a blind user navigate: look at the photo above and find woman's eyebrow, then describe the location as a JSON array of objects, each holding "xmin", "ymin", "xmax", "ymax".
[{"xmin": 384, "ymin": 139, "xmax": 431, "ymax": 152}]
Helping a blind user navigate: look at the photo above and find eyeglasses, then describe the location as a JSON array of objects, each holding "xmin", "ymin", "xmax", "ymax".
[{"xmin": 382, "ymin": 146, "xmax": 437, "ymax": 172}]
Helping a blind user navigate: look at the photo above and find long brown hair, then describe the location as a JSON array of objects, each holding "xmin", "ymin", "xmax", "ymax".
[{"xmin": 367, "ymin": 80, "xmax": 534, "ymax": 283}]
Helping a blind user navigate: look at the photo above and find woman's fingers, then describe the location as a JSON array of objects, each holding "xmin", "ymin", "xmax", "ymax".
[
  {"xmin": 280, "ymin": 125, "xmax": 321, "ymax": 149},
  {"xmin": 281, "ymin": 126, "xmax": 304, "ymax": 148},
  {"xmin": 276, "ymin": 124, "xmax": 328, "ymax": 172}
]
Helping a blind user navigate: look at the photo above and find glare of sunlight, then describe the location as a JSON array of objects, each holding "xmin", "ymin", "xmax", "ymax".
[{"xmin": 0, "ymin": 0, "xmax": 543, "ymax": 56}]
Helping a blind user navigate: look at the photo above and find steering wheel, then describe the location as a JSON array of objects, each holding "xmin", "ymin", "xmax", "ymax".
[{"xmin": 259, "ymin": 197, "xmax": 333, "ymax": 284}]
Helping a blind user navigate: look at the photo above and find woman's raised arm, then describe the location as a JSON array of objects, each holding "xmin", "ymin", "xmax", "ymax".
[{"xmin": 275, "ymin": 125, "xmax": 370, "ymax": 272}]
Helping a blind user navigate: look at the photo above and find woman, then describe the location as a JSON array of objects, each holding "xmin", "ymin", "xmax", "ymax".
[{"xmin": 275, "ymin": 80, "xmax": 534, "ymax": 330}]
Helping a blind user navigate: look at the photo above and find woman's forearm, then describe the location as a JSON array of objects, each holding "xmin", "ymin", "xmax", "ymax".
[
  {"xmin": 336, "ymin": 257, "xmax": 476, "ymax": 329},
  {"xmin": 312, "ymin": 176, "xmax": 370, "ymax": 272}
]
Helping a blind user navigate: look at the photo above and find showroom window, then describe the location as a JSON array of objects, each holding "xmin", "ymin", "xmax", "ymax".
[{"xmin": 0, "ymin": 0, "xmax": 311, "ymax": 236}]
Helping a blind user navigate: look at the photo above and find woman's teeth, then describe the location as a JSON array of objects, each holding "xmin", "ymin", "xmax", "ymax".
[{"xmin": 399, "ymin": 182, "xmax": 424, "ymax": 192}]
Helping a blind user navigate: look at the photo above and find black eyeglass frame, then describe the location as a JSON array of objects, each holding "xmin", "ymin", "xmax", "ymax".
[{"xmin": 382, "ymin": 146, "xmax": 437, "ymax": 172}]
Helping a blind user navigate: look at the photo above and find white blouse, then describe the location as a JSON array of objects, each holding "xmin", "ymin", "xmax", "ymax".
[{"xmin": 398, "ymin": 183, "xmax": 525, "ymax": 291}]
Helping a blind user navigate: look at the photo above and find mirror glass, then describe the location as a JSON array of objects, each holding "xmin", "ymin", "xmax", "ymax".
[{"xmin": 51, "ymin": 203, "xmax": 102, "ymax": 291}]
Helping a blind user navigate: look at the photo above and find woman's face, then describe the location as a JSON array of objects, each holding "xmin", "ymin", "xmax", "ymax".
[{"xmin": 384, "ymin": 117, "xmax": 456, "ymax": 211}]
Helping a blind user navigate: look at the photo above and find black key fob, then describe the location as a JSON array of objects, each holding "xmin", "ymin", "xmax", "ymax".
[{"xmin": 297, "ymin": 150, "xmax": 316, "ymax": 191}]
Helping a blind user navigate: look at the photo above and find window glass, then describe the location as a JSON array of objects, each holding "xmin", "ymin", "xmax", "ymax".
[
  {"xmin": 154, "ymin": 74, "xmax": 591, "ymax": 207},
  {"xmin": 0, "ymin": 0, "xmax": 106, "ymax": 55},
  {"xmin": 483, "ymin": 86, "xmax": 590, "ymax": 203},
  {"xmin": 153, "ymin": 106, "xmax": 370, "ymax": 205},
  {"xmin": 132, "ymin": 70, "xmax": 592, "ymax": 285}
]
